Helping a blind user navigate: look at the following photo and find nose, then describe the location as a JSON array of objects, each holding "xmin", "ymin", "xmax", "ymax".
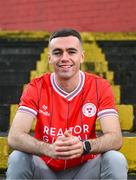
[{"xmin": 61, "ymin": 51, "xmax": 69, "ymax": 62}]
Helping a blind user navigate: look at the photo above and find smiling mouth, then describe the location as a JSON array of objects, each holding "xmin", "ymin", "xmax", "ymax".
[{"xmin": 58, "ymin": 65, "xmax": 73, "ymax": 68}]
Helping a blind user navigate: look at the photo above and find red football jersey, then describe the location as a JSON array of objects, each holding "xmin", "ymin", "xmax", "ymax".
[{"xmin": 18, "ymin": 71, "xmax": 118, "ymax": 171}]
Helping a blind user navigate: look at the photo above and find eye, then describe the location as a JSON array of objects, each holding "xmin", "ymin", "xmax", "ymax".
[
  {"xmin": 68, "ymin": 50, "xmax": 76, "ymax": 55},
  {"xmin": 52, "ymin": 51, "xmax": 62, "ymax": 56}
]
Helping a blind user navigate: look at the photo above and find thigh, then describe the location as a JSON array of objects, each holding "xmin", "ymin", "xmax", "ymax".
[
  {"xmin": 6, "ymin": 151, "xmax": 57, "ymax": 179},
  {"xmin": 74, "ymin": 155, "xmax": 101, "ymax": 179},
  {"xmin": 33, "ymin": 156, "xmax": 57, "ymax": 179},
  {"xmin": 56, "ymin": 155, "xmax": 101, "ymax": 179}
]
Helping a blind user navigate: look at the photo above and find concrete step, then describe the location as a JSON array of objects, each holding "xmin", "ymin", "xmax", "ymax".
[
  {"xmin": 0, "ymin": 61, "xmax": 36, "ymax": 71},
  {"xmin": 106, "ymin": 54, "xmax": 136, "ymax": 63},
  {"xmin": 0, "ymin": 72, "xmax": 30, "ymax": 85},
  {"xmin": 114, "ymin": 71, "xmax": 136, "ymax": 85},
  {"xmin": 109, "ymin": 60, "xmax": 136, "ymax": 72},
  {"xmin": 0, "ymin": 105, "xmax": 10, "ymax": 132},
  {"xmin": 121, "ymin": 86, "xmax": 136, "ymax": 104},
  {"xmin": 0, "ymin": 39, "xmax": 48, "ymax": 53},
  {"xmin": 0, "ymin": 54, "xmax": 40, "ymax": 62},
  {"xmin": 97, "ymin": 41, "xmax": 136, "ymax": 55},
  {"xmin": 0, "ymin": 85, "xmax": 23, "ymax": 104},
  {"xmin": 0, "ymin": 47, "xmax": 44, "ymax": 55}
]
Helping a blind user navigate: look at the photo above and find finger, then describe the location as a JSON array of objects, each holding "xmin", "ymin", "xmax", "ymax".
[
  {"xmin": 57, "ymin": 153, "xmax": 81, "ymax": 160},
  {"xmin": 55, "ymin": 148, "xmax": 82, "ymax": 158},
  {"xmin": 57, "ymin": 135, "xmax": 66, "ymax": 140},
  {"xmin": 55, "ymin": 138, "xmax": 76, "ymax": 147},
  {"xmin": 64, "ymin": 130, "xmax": 72, "ymax": 137},
  {"xmin": 55, "ymin": 142, "xmax": 82, "ymax": 152},
  {"xmin": 55, "ymin": 136, "xmax": 68, "ymax": 144}
]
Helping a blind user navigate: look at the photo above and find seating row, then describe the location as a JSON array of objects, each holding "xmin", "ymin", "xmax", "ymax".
[
  {"xmin": 97, "ymin": 41, "xmax": 136, "ymax": 55},
  {"xmin": 0, "ymin": 61, "xmax": 36, "ymax": 71},
  {"xmin": 1, "ymin": 135, "xmax": 136, "ymax": 171}
]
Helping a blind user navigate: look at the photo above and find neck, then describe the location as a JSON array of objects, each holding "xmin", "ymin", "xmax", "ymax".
[{"xmin": 55, "ymin": 72, "xmax": 80, "ymax": 93}]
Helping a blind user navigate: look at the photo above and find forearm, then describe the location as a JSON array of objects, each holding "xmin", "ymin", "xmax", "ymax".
[
  {"xmin": 8, "ymin": 130, "xmax": 50, "ymax": 156},
  {"xmin": 89, "ymin": 132, "xmax": 123, "ymax": 154},
  {"xmin": 8, "ymin": 112, "xmax": 52, "ymax": 157}
]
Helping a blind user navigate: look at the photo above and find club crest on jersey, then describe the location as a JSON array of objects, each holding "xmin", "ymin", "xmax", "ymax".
[{"xmin": 82, "ymin": 103, "xmax": 96, "ymax": 117}]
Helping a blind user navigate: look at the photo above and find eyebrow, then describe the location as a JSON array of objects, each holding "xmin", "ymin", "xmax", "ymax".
[
  {"xmin": 52, "ymin": 48, "xmax": 78, "ymax": 52},
  {"xmin": 52, "ymin": 48, "xmax": 62, "ymax": 52}
]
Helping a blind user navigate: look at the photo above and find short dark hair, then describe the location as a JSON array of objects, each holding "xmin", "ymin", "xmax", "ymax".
[{"xmin": 49, "ymin": 28, "xmax": 82, "ymax": 44}]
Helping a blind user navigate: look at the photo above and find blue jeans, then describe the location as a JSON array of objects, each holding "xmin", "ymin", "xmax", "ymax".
[{"xmin": 6, "ymin": 150, "xmax": 128, "ymax": 179}]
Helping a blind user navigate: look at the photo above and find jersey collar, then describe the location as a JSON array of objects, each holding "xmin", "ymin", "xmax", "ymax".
[{"xmin": 50, "ymin": 71, "xmax": 85, "ymax": 101}]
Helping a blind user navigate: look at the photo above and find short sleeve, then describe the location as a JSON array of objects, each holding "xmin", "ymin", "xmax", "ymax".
[
  {"xmin": 97, "ymin": 79, "xmax": 118, "ymax": 119},
  {"xmin": 18, "ymin": 79, "xmax": 39, "ymax": 117}
]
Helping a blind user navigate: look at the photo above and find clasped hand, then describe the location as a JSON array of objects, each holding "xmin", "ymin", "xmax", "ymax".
[{"xmin": 48, "ymin": 130, "xmax": 83, "ymax": 160}]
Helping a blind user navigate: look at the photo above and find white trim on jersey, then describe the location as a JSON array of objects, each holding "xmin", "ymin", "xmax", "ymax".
[
  {"xmin": 97, "ymin": 109, "xmax": 118, "ymax": 119},
  {"xmin": 18, "ymin": 106, "xmax": 37, "ymax": 117},
  {"xmin": 50, "ymin": 71, "xmax": 85, "ymax": 101}
]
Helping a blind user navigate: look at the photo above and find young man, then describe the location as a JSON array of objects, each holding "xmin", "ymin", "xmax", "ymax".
[{"xmin": 6, "ymin": 29, "xmax": 128, "ymax": 179}]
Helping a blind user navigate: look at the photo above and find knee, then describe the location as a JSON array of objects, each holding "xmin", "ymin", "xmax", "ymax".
[
  {"xmin": 6, "ymin": 150, "xmax": 33, "ymax": 179},
  {"xmin": 102, "ymin": 150, "xmax": 128, "ymax": 167},
  {"xmin": 8, "ymin": 150, "xmax": 32, "ymax": 165},
  {"xmin": 101, "ymin": 150, "xmax": 128, "ymax": 178}
]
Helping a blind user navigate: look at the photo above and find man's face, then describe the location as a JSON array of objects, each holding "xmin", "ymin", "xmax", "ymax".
[{"xmin": 48, "ymin": 36, "xmax": 84, "ymax": 80}]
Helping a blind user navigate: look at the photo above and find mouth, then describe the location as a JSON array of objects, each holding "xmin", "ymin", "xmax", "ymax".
[{"xmin": 58, "ymin": 64, "xmax": 73, "ymax": 69}]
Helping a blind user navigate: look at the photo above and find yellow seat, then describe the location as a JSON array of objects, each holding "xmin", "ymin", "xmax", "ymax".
[
  {"xmin": 120, "ymin": 136, "xmax": 136, "ymax": 172},
  {"xmin": 117, "ymin": 105, "xmax": 134, "ymax": 131},
  {"xmin": 112, "ymin": 85, "xmax": 120, "ymax": 104},
  {"xmin": 10, "ymin": 104, "xmax": 18, "ymax": 126},
  {"xmin": 0, "ymin": 137, "xmax": 8, "ymax": 169},
  {"xmin": 96, "ymin": 104, "xmax": 134, "ymax": 131}
]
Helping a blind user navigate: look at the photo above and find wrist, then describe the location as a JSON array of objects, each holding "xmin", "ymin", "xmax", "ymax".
[
  {"xmin": 81, "ymin": 140, "xmax": 91, "ymax": 155},
  {"xmin": 39, "ymin": 141, "xmax": 47, "ymax": 155}
]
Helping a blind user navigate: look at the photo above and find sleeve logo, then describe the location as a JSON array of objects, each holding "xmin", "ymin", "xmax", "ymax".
[{"xmin": 82, "ymin": 103, "xmax": 96, "ymax": 117}]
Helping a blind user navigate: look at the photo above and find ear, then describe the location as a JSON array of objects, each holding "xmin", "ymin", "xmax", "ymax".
[
  {"xmin": 48, "ymin": 52, "xmax": 52, "ymax": 64},
  {"xmin": 80, "ymin": 50, "xmax": 85, "ymax": 64}
]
